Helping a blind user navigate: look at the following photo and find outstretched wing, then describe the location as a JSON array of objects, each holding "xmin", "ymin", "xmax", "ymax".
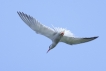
[
  {"xmin": 60, "ymin": 35, "xmax": 98, "ymax": 45},
  {"xmin": 17, "ymin": 11, "xmax": 55, "ymax": 40}
]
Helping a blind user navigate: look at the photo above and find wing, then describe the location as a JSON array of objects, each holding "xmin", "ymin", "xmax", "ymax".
[
  {"xmin": 17, "ymin": 11, "xmax": 55, "ymax": 40},
  {"xmin": 60, "ymin": 35, "xmax": 98, "ymax": 45}
]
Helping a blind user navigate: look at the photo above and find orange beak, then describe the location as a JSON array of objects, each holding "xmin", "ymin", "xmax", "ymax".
[{"xmin": 47, "ymin": 48, "xmax": 50, "ymax": 53}]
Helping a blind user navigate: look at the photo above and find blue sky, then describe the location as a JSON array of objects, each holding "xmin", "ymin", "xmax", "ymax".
[{"xmin": 0, "ymin": 0, "xmax": 105, "ymax": 71}]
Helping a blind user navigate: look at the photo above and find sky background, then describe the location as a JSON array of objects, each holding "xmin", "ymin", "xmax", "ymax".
[{"xmin": 0, "ymin": 0, "xmax": 106, "ymax": 71}]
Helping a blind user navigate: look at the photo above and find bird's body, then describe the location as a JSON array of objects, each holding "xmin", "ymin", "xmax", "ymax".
[
  {"xmin": 17, "ymin": 11, "xmax": 98, "ymax": 53},
  {"xmin": 47, "ymin": 32, "xmax": 64, "ymax": 53}
]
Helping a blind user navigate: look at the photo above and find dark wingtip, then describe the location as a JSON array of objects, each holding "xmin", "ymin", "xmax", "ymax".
[
  {"xmin": 17, "ymin": 11, "xmax": 20, "ymax": 13},
  {"xmin": 17, "ymin": 11, "xmax": 21, "ymax": 15},
  {"xmin": 92, "ymin": 36, "xmax": 99, "ymax": 40},
  {"xmin": 83, "ymin": 36, "xmax": 99, "ymax": 40},
  {"xmin": 93, "ymin": 36, "xmax": 99, "ymax": 39}
]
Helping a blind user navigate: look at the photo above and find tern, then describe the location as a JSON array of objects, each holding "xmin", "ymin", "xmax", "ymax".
[{"xmin": 17, "ymin": 11, "xmax": 98, "ymax": 53}]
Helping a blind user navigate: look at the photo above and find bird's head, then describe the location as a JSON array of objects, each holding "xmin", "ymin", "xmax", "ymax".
[{"xmin": 47, "ymin": 43, "xmax": 56, "ymax": 53}]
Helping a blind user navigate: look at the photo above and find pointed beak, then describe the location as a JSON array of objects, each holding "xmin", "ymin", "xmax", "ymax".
[{"xmin": 47, "ymin": 48, "xmax": 50, "ymax": 53}]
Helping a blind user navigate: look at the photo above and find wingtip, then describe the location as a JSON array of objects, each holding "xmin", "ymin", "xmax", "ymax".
[
  {"xmin": 83, "ymin": 36, "xmax": 99, "ymax": 40},
  {"xmin": 17, "ymin": 11, "xmax": 23, "ymax": 14},
  {"xmin": 92, "ymin": 36, "xmax": 99, "ymax": 39},
  {"xmin": 17, "ymin": 11, "xmax": 20, "ymax": 13},
  {"xmin": 17, "ymin": 11, "xmax": 19, "ymax": 14}
]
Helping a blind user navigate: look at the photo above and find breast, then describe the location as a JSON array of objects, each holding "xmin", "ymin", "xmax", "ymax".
[{"xmin": 52, "ymin": 33, "xmax": 63, "ymax": 43}]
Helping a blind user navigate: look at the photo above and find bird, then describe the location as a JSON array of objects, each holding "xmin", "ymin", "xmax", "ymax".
[{"xmin": 17, "ymin": 11, "xmax": 98, "ymax": 53}]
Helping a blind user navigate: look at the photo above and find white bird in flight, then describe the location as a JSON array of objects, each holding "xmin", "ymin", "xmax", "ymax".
[{"xmin": 17, "ymin": 11, "xmax": 98, "ymax": 53}]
